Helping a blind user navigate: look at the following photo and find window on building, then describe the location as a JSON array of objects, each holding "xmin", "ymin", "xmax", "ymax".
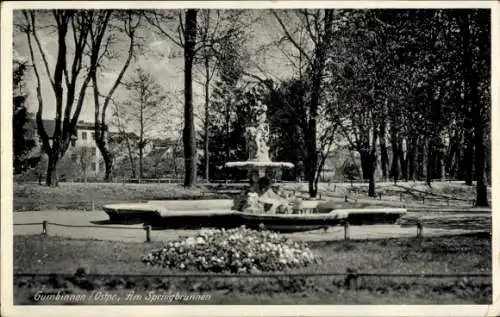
[
  {"xmin": 92, "ymin": 147, "xmax": 97, "ymax": 156},
  {"xmin": 99, "ymin": 161, "xmax": 104, "ymax": 171},
  {"xmin": 71, "ymin": 154, "xmax": 77, "ymax": 162},
  {"xmin": 91, "ymin": 162, "xmax": 96, "ymax": 171},
  {"xmin": 82, "ymin": 131, "xmax": 87, "ymax": 140},
  {"xmin": 91, "ymin": 132, "xmax": 95, "ymax": 140}
]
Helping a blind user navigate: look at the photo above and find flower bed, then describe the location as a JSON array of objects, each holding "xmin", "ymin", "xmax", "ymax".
[{"xmin": 141, "ymin": 226, "xmax": 319, "ymax": 273}]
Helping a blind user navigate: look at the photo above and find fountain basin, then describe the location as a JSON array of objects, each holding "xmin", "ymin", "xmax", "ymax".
[
  {"xmin": 225, "ymin": 161, "xmax": 294, "ymax": 169},
  {"xmin": 103, "ymin": 200, "xmax": 407, "ymax": 232},
  {"xmin": 146, "ymin": 199, "xmax": 235, "ymax": 210},
  {"xmin": 238, "ymin": 211, "xmax": 347, "ymax": 232}
]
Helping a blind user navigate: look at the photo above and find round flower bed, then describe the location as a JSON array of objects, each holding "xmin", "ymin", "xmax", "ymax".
[{"xmin": 141, "ymin": 226, "xmax": 319, "ymax": 273}]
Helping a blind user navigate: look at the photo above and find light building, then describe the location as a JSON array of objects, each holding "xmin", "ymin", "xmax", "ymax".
[{"xmin": 38, "ymin": 118, "xmax": 106, "ymax": 176}]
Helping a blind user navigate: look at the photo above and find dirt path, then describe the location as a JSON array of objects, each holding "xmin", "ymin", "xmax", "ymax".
[{"xmin": 13, "ymin": 210, "xmax": 490, "ymax": 243}]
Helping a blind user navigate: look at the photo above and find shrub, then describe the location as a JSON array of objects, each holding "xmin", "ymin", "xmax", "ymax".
[{"xmin": 141, "ymin": 226, "xmax": 319, "ymax": 273}]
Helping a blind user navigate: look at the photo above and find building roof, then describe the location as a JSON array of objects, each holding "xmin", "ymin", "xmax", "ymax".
[
  {"xmin": 108, "ymin": 131, "xmax": 140, "ymax": 143},
  {"xmin": 76, "ymin": 120, "xmax": 96, "ymax": 130},
  {"xmin": 150, "ymin": 138, "xmax": 178, "ymax": 149},
  {"xmin": 26, "ymin": 114, "xmax": 106, "ymax": 138}
]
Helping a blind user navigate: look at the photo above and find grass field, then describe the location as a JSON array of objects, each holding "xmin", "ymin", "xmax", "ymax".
[
  {"xmin": 13, "ymin": 181, "xmax": 491, "ymax": 212},
  {"xmin": 13, "ymin": 232, "xmax": 491, "ymax": 304},
  {"xmin": 13, "ymin": 182, "xmax": 227, "ymax": 211}
]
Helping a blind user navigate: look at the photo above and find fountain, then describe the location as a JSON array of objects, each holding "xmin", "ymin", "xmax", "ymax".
[
  {"xmin": 103, "ymin": 90, "xmax": 406, "ymax": 232},
  {"xmin": 225, "ymin": 98, "xmax": 295, "ymax": 214}
]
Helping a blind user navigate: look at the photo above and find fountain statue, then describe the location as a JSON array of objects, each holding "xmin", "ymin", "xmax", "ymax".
[{"xmin": 225, "ymin": 95, "xmax": 296, "ymax": 214}]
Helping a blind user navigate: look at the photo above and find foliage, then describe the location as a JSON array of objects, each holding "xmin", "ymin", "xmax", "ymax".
[
  {"xmin": 141, "ymin": 226, "xmax": 318, "ymax": 273},
  {"xmin": 13, "ymin": 57, "xmax": 38, "ymax": 173},
  {"xmin": 202, "ymin": 34, "xmax": 248, "ymax": 180},
  {"xmin": 59, "ymin": 146, "xmax": 103, "ymax": 182},
  {"xmin": 342, "ymin": 160, "xmax": 360, "ymax": 182}
]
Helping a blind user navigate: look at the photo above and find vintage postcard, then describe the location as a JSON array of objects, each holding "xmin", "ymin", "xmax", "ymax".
[{"xmin": 1, "ymin": 1, "xmax": 498, "ymax": 316}]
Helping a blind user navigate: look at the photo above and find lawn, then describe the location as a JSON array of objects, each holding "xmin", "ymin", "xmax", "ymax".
[
  {"xmin": 13, "ymin": 181, "xmax": 491, "ymax": 212},
  {"xmin": 13, "ymin": 232, "xmax": 491, "ymax": 304},
  {"xmin": 13, "ymin": 182, "xmax": 229, "ymax": 211}
]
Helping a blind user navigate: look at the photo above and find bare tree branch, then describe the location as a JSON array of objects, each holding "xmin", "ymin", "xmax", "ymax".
[
  {"xmin": 29, "ymin": 12, "xmax": 56, "ymax": 92},
  {"xmin": 299, "ymin": 9, "xmax": 318, "ymax": 46},
  {"xmin": 146, "ymin": 11, "xmax": 183, "ymax": 48},
  {"xmin": 22, "ymin": 11, "xmax": 51, "ymax": 154},
  {"xmin": 272, "ymin": 10, "xmax": 313, "ymax": 66}
]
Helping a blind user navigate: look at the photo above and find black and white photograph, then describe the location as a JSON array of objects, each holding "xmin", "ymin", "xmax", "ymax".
[{"xmin": 1, "ymin": 1, "xmax": 498, "ymax": 316}]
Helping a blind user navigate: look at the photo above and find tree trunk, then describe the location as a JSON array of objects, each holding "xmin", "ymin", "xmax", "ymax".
[
  {"xmin": 303, "ymin": 9, "xmax": 334, "ymax": 198},
  {"xmin": 459, "ymin": 10, "xmax": 489, "ymax": 206},
  {"xmin": 407, "ymin": 136, "xmax": 417, "ymax": 181},
  {"xmin": 417, "ymin": 137, "xmax": 426, "ymax": 181},
  {"xmin": 46, "ymin": 153, "xmax": 58, "ymax": 187},
  {"xmin": 389, "ymin": 123, "xmax": 399, "ymax": 182},
  {"xmin": 139, "ymin": 102, "xmax": 144, "ymax": 182},
  {"xmin": 103, "ymin": 153, "xmax": 113, "ymax": 181},
  {"xmin": 390, "ymin": 144, "xmax": 399, "ymax": 183},
  {"xmin": 463, "ymin": 124, "xmax": 474, "ymax": 185},
  {"xmin": 426, "ymin": 140, "xmax": 433, "ymax": 186},
  {"xmin": 471, "ymin": 79, "xmax": 488, "ymax": 206},
  {"xmin": 359, "ymin": 148, "xmax": 372, "ymax": 181},
  {"xmin": 474, "ymin": 125, "xmax": 488, "ymax": 206},
  {"xmin": 368, "ymin": 160, "xmax": 376, "ymax": 197},
  {"xmin": 204, "ymin": 56, "xmax": 210, "ymax": 182},
  {"xmin": 225, "ymin": 101, "xmax": 231, "ymax": 163},
  {"xmin": 379, "ymin": 123, "xmax": 389, "ymax": 181},
  {"xmin": 458, "ymin": 12, "xmax": 475, "ymax": 187},
  {"xmin": 96, "ymin": 138, "xmax": 113, "ymax": 182},
  {"xmin": 139, "ymin": 146, "xmax": 143, "ymax": 181},
  {"xmin": 368, "ymin": 130, "xmax": 378, "ymax": 197},
  {"xmin": 398, "ymin": 139, "xmax": 407, "ymax": 181},
  {"xmin": 124, "ymin": 136, "xmax": 136, "ymax": 179},
  {"xmin": 305, "ymin": 129, "xmax": 318, "ymax": 198},
  {"xmin": 183, "ymin": 9, "xmax": 198, "ymax": 187},
  {"xmin": 437, "ymin": 144, "xmax": 446, "ymax": 181},
  {"xmin": 446, "ymin": 133, "xmax": 461, "ymax": 180}
]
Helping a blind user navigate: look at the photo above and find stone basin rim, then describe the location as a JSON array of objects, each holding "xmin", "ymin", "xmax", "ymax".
[
  {"xmin": 103, "ymin": 202, "xmax": 407, "ymax": 215},
  {"xmin": 224, "ymin": 161, "xmax": 294, "ymax": 168}
]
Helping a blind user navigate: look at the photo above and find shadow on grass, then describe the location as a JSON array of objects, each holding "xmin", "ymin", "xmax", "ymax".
[
  {"xmin": 146, "ymin": 215, "xmax": 241, "ymax": 230},
  {"xmin": 307, "ymin": 231, "xmax": 491, "ymax": 249},
  {"xmin": 90, "ymin": 219, "xmax": 145, "ymax": 226}
]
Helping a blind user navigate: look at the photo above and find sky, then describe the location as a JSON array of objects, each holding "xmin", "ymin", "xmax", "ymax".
[{"xmin": 13, "ymin": 9, "xmax": 297, "ymax": 139}]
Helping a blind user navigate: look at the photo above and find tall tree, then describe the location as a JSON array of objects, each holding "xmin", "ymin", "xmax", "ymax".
[
  {"xmin": 456, "ymin": 9, "xmax": 490, "ymax": 206},
  {"xmin": 13, "ymin": 55, "xmax": 38, "ymax": 173},
  {"xmin": 120, "ymin": 67, "xmax": 167, "ymax": 180},
  {"xmin": 90, "ymin": 10, "xmax": 143, "ymax": 181},
  {"xmin": 194, "ymin": 11, "xmax": 247, "ymax": 181},
  {"xmin": 21, "ymin": 11, "xmax": 91, "ymax": 186},
  {"xmin": 182, "ymin": 9, "xmax": 199, "ymax": 187},
  {"xmin": 146, "ymin": 9, "xmax": 248, "ymax": 185},
  {"xmin": 198, "ymin": 11, "xmax": 218, "ymax": 182},
  {"xmin": 20, "ymin": 10, "xmax": 119, "ymax": 186},
  {"xmin": 111, "ymin": 102, "xmax": 138, "ymax": 179},
  {"xmin": 272, "ymin": 9, "xmax": 336, "ymax": 197}
]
